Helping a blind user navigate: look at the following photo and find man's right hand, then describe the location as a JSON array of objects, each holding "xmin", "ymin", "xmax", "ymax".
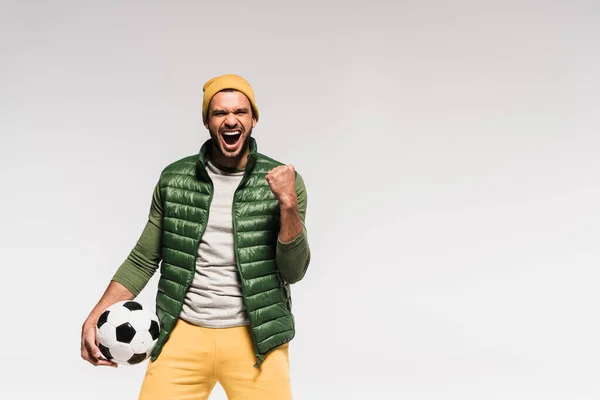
[
  {"xmin": 80, "ymin": 319, "xmax": 118, "ymax": 367},
  {"xmin": 80, "ymin": 281, "xmax": 136, "ymax": 367}
]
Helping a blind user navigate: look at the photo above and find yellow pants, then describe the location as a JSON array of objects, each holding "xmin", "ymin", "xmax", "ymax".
[{"xmin": 137, "ymin": 319, "xmax": 292, "ymax": 400}]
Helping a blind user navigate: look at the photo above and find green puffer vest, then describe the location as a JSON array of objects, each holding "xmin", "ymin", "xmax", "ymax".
[{"xmin": 149, "ymin": 137, "xmax": 294, "ymax": 367}]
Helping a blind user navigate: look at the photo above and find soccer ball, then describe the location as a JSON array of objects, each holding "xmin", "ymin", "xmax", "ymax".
[{"xmin": 96, "ymin": 300, "xmax": 160, "ymax": 365}]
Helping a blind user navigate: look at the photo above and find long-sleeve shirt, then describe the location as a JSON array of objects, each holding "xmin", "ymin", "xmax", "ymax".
[{"xmin": 111, "ymin": 161, "xmax": 310, "ymax": 327}]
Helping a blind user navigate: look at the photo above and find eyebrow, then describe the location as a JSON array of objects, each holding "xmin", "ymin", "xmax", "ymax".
[{"xmin": 211, "ymin": 107, "xmax": 249, "ymax": 114}]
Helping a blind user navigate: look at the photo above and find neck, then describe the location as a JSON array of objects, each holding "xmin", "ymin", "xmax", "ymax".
[{"xmin": 208, "ymin": 144, "xmax": 250, "ymax": 171}]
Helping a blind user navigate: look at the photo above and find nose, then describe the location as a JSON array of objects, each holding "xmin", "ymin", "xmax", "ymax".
[{"xmin": 224, "ymin": 112, "xmax": 238, "ymax": 128}]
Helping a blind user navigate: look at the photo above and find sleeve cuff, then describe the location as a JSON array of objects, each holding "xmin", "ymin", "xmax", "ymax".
[
  {"xmin": 277, "ymin": 226, "xmax": 307, "ymax": 251},
  {"xmin": 111, "ymin": 274, "xmax": 142, "ymax": 297}
]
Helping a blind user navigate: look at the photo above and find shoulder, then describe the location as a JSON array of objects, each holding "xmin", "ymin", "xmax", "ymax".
[
  {"xmin": 255, "ymin": 152, "xmax": 285, "ymax": 169},
  {"xmin": 256, "ymin": 152, "xmax": 303, "ymax": 173},
  {"xmin": 160, "ymin": 154, "xmax": 197, "ymax": 176},
  {"xmin": 156, "ymin": 154, "xmax": 198, "ymax": 187}
]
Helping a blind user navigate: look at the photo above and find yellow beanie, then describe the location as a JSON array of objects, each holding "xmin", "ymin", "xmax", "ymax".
[{"xmin": 202, "ymin": 74, "xmax": 259, "ymax": 122}]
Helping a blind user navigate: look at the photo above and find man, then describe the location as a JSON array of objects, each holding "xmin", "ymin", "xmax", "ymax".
[{"xmin": 80, "ymin": 74, "xmax": 311, "ymax": 400}]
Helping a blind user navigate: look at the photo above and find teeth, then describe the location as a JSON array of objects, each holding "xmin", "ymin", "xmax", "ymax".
[{"xmin": 222, "ymin": 131, "xmax": 241, "ymax": 136}]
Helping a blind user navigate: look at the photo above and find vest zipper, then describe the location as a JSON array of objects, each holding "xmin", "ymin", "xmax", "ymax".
[
  {"xmin": 232, "ymin": 158, "xmax": 264, "ymax": 368},
  {"xmin": 183, "ymin": 179, "xmax": 214, "ymax": 312}
]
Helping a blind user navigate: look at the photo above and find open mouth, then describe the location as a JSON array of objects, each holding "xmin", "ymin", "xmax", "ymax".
[{"xmin": 222, "ymin": 130, "xmax": 242, "ymax": 147}]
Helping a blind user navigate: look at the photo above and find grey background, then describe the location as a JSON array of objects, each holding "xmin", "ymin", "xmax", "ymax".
[{"xmin": 1, "ymin": 1, "xmax": 599, "ymax": 399}]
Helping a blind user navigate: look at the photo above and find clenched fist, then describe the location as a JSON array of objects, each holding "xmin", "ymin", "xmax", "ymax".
[{"xmin": 266, "ymin": 165, "xmax": 297, "ymax": 206}]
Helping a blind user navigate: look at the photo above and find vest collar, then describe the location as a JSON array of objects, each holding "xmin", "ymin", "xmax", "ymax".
[{"xmin": 195, "ymin": 137, "xmax": 258, "ymax": 181}]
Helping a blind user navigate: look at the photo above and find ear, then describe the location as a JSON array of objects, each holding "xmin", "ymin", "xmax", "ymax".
[{"xmin": 252, "ymin": 116, "xmax": 257, "ymax": 129}]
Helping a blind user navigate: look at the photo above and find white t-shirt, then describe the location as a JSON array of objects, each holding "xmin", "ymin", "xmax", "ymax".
[{"xmin": 179, "ymin": 160, "xmax": 250, "ymax": 328}]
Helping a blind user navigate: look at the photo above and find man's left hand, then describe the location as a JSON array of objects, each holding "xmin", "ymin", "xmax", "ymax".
[{"xmin": 266, "ymin": 165, "xmax": 297, "ymax": 206}]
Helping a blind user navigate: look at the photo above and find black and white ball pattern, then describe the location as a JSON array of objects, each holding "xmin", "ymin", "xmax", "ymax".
[{"xmin": 96, "ymin": 300, "xmax": 160, "ymax": 365}]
